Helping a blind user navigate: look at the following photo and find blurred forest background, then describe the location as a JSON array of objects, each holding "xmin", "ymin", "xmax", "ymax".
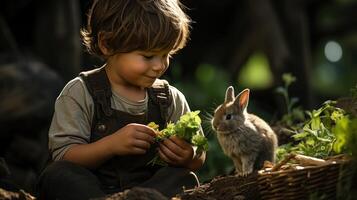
[{"xmin": 0, "ymin": 0, "xmax": 357, "ymax": 196}]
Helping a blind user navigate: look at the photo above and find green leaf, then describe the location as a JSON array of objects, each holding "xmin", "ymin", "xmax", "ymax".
[
  {"xmin": 288, "ymin": 97, "xmax": 299, "ymax": 110},
  {"xmin": 282, "ymin": 73, "xmax": 296, "ymax": 87},
  {"xmin": 306, "ymin": 138, "xmax": 315, "ymax": 146},
  {"xmin": 331, "ymin": 110, "xmax": 344, "ymax": 122},
  {"xmin": 292, "ymin": 132, "xmax": 308, "ymax": 140},
  {"xmin": 191, "ymin": 134, "xmax": 209, "ymax": 151},
  {"xmin": 275, "ymin": 87, "xmax": 286, "ymax": 95},
  {"xmin": 315, "ymin": 136, "xmax": 332, "ymax": 142},
  {"xmin": 148, "ymin": 122, "xmax": 160, "ymax": 131},
  {"xmin": 303, "ymin": 127, "xmax": 318, "ymax": 138},
  {"xmin": 311, "ymin": 117, "xmax": 321, "ymax": 130},
  {"xmin": 332, "ymin": 116, "xmax": 350, "ymax": 153}
]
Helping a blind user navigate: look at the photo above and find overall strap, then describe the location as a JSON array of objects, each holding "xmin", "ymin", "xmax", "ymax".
[
  {"xmin": 79, "ymin": 66, "xmax": 113, "ymax": 118},
  {"xmin": 147, "ymin": 79, "xmax": 172, "ymax": 123}
]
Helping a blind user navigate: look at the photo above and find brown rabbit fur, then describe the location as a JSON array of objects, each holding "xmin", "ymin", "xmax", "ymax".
[{"xmin": 212, "ymin": 86, "xmax": 278, "ymax": 176}]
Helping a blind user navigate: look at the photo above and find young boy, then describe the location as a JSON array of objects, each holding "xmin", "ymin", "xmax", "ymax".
[{"xmin": 38, "ymin": 0, "xmax": 206, "ymax": 199}]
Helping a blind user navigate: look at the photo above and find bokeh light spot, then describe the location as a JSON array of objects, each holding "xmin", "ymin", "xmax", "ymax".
[
  {"xmin": 238, "ymin": 52, "xmax": 273, "ymax": 89},
  {"xmin": 324, "ymin": 41, "xmax": 343, "ymax": 62}
]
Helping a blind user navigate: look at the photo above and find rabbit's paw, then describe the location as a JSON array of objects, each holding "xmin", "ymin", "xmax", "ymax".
[
  {"xmin": 241, "ymin": 170, "xmax": 251, "ymax": 177},
  {"xmin": 236, "ymin": 170, "xmax": 250, "ymax": 177},
  {"xmin": 241, "ymin": 158, "xmax": 254, "ymax": 176},
  {"xmin": 241, "ymin": 166, "xmax": 253, "ymax": 177},
  {"xmin": 235, "ymin": 170, "xmax": 245, "ymax": 177}
]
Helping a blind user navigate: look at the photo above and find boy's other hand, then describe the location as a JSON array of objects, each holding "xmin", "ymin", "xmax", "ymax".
[
  {"xmin": 107, "ymin": 123, "xmax": 156, "ymax": 156},
  {"xmin": 158, "ymin": 136, "xmax": 194, "ymax": 167}
]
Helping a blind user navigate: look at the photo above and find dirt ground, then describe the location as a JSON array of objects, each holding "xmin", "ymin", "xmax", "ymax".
[
  {"xmin": 91, "ymin": 173, "xmax": 260, "ymax": 200},
  {"xmin": 177, "ymin": 173, "xmax": 260, "ymax": 200}
]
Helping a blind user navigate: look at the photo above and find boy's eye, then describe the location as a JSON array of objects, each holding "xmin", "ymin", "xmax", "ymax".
[
  {"xmin": 143, "ymin": 55, "xmax": 154, "ymax": 59},
  {"xmin": 142, "ymin": 53, "xmax": 171, "ymax": 60}
]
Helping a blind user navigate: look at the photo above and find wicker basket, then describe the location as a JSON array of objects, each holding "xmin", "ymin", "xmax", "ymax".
[{"xmin": 257, "ymin": 154, "xmax": 352, "ymax": 200}]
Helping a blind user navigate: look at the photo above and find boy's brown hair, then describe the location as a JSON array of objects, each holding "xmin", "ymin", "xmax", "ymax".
[{"xmin": 81, "ymin": 0, "xmax": 191, "ymax": 58}]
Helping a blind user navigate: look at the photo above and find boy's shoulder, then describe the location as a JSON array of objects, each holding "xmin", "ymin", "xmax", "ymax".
[
  {"xmin": 79, "ymin": 66, "xmax": 103, "ymax": 78},
  {"xmin": 60, "ymin": 77, "xmax": 87, "ymax": 97}
]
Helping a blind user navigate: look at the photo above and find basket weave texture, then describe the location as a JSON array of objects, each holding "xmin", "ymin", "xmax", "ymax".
[{"xmin": 257, "ymin": 155, "xmax": 352, "ymax": 200}]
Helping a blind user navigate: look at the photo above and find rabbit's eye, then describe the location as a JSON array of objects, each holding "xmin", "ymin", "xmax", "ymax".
[{"xmin": 225, "ymin": 114, "xmax": 232, "ymax": 120}]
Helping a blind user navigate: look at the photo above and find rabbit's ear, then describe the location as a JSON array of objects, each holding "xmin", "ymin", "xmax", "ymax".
[
  {"xmin": 234, "ymin": 89, "xmax": 250, "ymax": 111},
  {"xmin": 225, "ymin": 86, "xmax": 235, "ymax": 103}
]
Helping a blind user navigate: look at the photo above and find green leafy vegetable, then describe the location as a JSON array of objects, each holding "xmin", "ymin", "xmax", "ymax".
[{"xmin": 147, "ymin": 110, "xmax": 208, "ymax": 166}]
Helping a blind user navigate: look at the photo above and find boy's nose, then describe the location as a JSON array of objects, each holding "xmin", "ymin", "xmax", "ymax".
[
  {"xmin": 152, "ymin": 63, "xmax": 165, "ymax": 71},
  {"xmin": 152, "ymin": 59, "xmax": 167, "ymax": 72}
]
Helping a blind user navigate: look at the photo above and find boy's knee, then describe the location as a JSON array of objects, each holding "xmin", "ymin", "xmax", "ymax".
[
  {"xmin": 40, "ymin": 160, "xmax": 101, "ymax": 185},
  {"xmin": 37, "ymin": 160, "xmax": 104, "ymax": 200},
  {"xmin": 40, "ymin": 160, "xmax": 85, "ymax": 183},
  {"xmin": 138, "ymin": 166, "xmax": 199, "ymax": 197}
]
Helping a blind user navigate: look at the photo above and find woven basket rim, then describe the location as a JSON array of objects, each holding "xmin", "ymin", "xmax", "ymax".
[{"xmin": 258, "ymin": 154, "xmax": 351, "ymax": 176}]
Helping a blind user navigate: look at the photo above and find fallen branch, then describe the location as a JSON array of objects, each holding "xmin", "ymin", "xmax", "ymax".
[
  {"xmin": 271, "ymin": 153, "xmax": 331, "ymax": 172},
  {"xmin": 294, "ymin": 154, "xmax": 329, "ymax": 166}
]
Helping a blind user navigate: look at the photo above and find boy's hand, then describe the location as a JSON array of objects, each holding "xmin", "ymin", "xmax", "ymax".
[
  {"xmin": 157, "ymin": 136, "xmax": 194, "ymax": 167},
  {"xmin": 108, "ymin": 123, "xmax": 156, "ymax": 156}
]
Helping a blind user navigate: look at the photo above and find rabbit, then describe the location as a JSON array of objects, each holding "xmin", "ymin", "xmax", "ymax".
[{"xmin": 211, "ymin": 86, "xmax": 278, "ymax": 176}]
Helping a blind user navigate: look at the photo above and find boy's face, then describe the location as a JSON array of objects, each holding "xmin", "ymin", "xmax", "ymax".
[{"xmin": 106, "ymin": 50, "xmax": 170, "ymax": 88}]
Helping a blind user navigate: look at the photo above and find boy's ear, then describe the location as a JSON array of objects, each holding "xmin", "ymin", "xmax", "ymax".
[{"xmin": 98, "ymin": 32, "xmax": 112, "ymax": 56}]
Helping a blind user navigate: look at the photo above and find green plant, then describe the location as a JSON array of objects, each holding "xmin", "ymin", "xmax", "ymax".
[
  {"xmin": 332, "ymin": 83, "xmax": 357, "ymax": 156},
  {"xmin": 147, "ymin": 111, "xmax": 209, "ymax": 166},
  {"xmin": 333, "ymin": 111, "xmax": 357, "ymax": 156},
  {"xmin": 275, "ymin": 86, "xmax": 357, "ymax": 199},
  {"xmin": 275, "ymin": 73, "xmax": 305, "ymax": 127},
  {"xmin": 277, "ymin": 99, "xmax": 357, "ymax": 162}
]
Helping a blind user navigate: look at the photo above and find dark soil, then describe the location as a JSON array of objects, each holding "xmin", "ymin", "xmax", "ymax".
[
  {"xmin": 94, "ymin": 187, "xmax": 168, "ymax": 200},
  {"xmin": 177, "ymin": 173, "xmax": 260, "ymax": 200},
  {"xmin": 94, "ymin": 173, "xmax": 260, "ymax": 200}
]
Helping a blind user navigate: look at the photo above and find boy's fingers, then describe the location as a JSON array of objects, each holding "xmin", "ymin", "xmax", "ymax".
[
  {"xmin": 162, "ymin": 138, "xmax": 185, "ymax": 155},
  {"xmin": 168, "ymin": 136, "xmax": 191, "ymax": 149},
  {"xmin": 165, "ymin": 137, "xmax": 193, "ymax": 159},
  {"xmin": 160, "ymin": 142, "xmax": 182, "ymax": 161},
  {"xmin": 132, "ymin": 123, "xmax": 157, "ymax": 137},
  {"xmin": 133, "ymin": 140, "xmax": 151, "ymax": 150},
  {"xmin": 135, "ymin": 131, "xmax": 155, "ymax": 143},
  {"xmin": 132, "ymin": 147, "xmax": 146, "ymax": 155},
  {"xmin": 145, "ymin": 128, "xmax": 157, "ymax": 137},
  {"xmin": 158, "ymin": 149, "xmax": 173, "ymax": 164}
]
